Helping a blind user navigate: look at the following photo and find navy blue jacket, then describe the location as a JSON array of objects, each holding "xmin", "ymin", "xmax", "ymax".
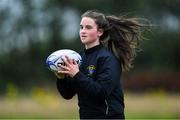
[{"xmin": 56, "ymin": 44, "xmax": 125, "ymax": 119}]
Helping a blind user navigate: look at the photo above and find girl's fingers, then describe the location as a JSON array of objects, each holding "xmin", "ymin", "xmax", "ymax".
[
  {"xmin": 58, "ymin": 70, "xmax": 69, "ymax": 74},
  {"xmin": 55, "ymin": 72, "xmax": 65, "ymax": 79},
  {"xmin": 59, "ymin": 64, "xmax": 70, "ymax": 71},
  {"xmin": 73, "ymin": 59, "xmax": 77, "ymax": 65},
  {"xmin": 65, "ymin": 56, "xmax": 73, "ymax": 64},
  {"xmin": 62, "ymin": 57, "xmax": 70, "ymax": 66}
]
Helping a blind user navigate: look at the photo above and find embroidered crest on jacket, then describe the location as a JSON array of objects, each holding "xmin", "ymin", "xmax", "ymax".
[{"xmin": 87, "ymin": 65, "xmax": 96, "ymax": 76}]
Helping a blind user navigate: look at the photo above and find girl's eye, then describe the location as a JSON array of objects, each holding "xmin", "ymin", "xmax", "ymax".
[
  {"xmin": 80, "ymin": 25, "xmax": 93, "ymax": 30},
  {"xmin": 80, "ymin": 26, "xmax": 83, "ymax": 29},
  {"xmin": 86, "ymin": 25, "xmax": 92, "ymax": 29}
]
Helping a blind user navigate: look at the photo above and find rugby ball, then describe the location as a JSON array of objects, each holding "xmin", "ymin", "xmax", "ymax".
[{"xmin": 46, "ymin": 49, "xmax": 82, "ymax": 72}]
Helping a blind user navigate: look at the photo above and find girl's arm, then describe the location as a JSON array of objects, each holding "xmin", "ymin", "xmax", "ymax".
[{"xmin": 56, "ymin": 76, "xmax": 76, "ymax": 100}]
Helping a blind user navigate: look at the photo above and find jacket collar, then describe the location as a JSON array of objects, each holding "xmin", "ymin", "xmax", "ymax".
[{"xmin": 84, "ymin": 44, "xmax": 103, "ymax": 54}]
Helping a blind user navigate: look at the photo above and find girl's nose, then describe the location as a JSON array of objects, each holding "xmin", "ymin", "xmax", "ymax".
[{"xmin": 80, "ymin": 29, "xmax": 86, "ymax": 34}]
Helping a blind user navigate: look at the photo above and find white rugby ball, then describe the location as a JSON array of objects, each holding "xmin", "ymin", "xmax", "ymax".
[{"xmin": 46, "ymin": 49, "xmax": 82, "ymax": 72}]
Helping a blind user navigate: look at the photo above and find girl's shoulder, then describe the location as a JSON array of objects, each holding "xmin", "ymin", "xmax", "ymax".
[{"xmin": 98, "ymin": 46, "xmax": 114, "ymax": 58}]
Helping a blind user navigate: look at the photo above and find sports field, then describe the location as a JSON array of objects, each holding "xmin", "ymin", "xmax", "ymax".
[{"xmin": 0, "ymin": 92, "xmax": 180, "ymax": 119}]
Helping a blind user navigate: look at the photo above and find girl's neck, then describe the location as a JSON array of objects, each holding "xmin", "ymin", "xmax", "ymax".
[{"xmin": 85, "ymin": 40, "xmax": 100, "ymax": 49}]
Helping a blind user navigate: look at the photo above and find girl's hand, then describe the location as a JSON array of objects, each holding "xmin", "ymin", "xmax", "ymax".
[
  {"xmin": 58, "ymin": 56, "xmax": 79, "ymax": 78},
  {"xmin": 54, "ymin": 72, "xmax": 65, "ymax": 79}
]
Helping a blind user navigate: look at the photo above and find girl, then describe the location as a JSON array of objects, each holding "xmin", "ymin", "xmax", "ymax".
[{"xmin": 55, "ymin": 10, "xmax": 146, "ymax": 119}]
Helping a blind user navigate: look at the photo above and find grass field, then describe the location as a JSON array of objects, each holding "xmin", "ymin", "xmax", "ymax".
[{"xmin": 0, "ymin": 91, "xmax": 180, "ymax": 119}]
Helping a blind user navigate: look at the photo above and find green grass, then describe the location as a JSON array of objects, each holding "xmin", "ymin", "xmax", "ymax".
[
  {"xmin": 0, "ymin": 92, "xmax": 180, "ymax": 119},
  {"xmin": 125, "ymin": 93, "xmax": 180, "ymax": 119}
]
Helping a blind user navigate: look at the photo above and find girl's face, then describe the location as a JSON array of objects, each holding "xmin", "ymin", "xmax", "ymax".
[{"xmin": 79, "ymin": 17, "xmax": 103, "ymax": 48}]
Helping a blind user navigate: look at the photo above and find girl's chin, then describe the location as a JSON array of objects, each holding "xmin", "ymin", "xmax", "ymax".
[{"xmin": 81, "ymin": 40, "xmax": 89, "ymax": 44}]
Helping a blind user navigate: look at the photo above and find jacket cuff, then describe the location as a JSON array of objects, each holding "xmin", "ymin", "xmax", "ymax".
[
  {"xmin": 72, "ymin": 71, "xmax": 86, "ymax": 86},
  {"xmin": 73, "ymin": 71, "xmax": 82, "ymax": 80}
]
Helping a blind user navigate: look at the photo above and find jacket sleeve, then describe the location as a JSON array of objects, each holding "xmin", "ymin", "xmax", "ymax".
[
  {"xmin": 72, "ymin": 56, "xmax": 121, "ymax": 100},
  {"xmin": 56, "ymin": 76, "xmax": 76, "ymax": 100}
]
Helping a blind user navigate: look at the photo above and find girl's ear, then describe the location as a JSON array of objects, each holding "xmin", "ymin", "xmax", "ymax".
[{"xmin": 98, "ymin": 28, "xmax": 104, "ymax": 37}]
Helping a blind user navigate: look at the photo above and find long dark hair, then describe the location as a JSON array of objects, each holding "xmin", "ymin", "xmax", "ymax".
[{"xmin": 81, "ymin": 10, "xmax": 148, "ymax": 71}]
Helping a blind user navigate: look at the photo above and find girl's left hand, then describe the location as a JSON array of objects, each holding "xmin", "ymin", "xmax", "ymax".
[{"xmin": 58, "ymin": 56, "xmax": 79, "ymax": 78}]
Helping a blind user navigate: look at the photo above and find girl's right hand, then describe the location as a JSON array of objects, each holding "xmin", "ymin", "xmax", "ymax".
[{"xmin": 54, "ymin": 72, "xmax": 65, "ymax": 79}]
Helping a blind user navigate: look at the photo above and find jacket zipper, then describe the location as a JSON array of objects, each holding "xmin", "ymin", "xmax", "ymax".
[{"xmin": 105, "ymin": 99, "xmax": 109, "ymax": 115}]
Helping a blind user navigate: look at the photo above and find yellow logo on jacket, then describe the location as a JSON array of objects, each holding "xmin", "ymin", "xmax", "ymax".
[{"xmin": 87, "ymin": 65, "xmax": 96, "ymax": 76}]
